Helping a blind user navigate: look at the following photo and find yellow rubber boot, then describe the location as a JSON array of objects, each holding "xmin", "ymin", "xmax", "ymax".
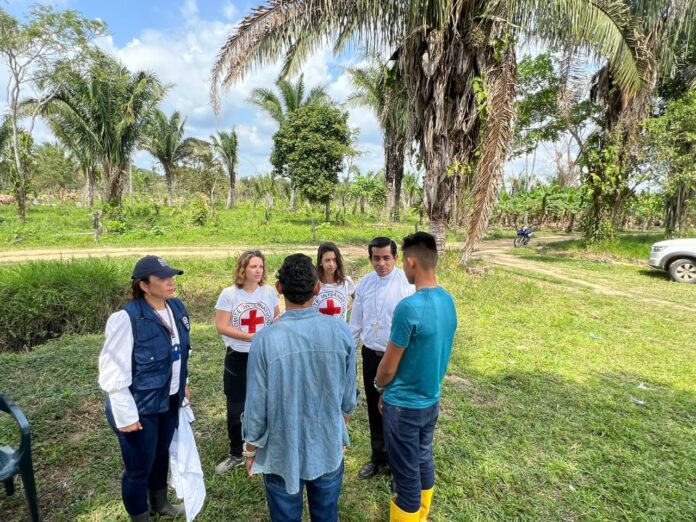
[
  {"xmin": 390, "ymin": 498, "xmax": 420, "ymax": 521},
  {"xmin": 420, "ymin": 488, "xmax": 434, "ymax": 521}
]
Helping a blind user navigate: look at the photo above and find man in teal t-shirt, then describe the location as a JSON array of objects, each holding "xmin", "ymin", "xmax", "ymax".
[{"xmin": 375, "ymin": 232, "xmax": 457, "ymax": 521}]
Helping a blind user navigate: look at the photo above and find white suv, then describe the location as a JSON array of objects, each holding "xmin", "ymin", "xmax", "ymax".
[{"xmin": 648, "ymin": 238, "xmax": 696, "ymax": 283}]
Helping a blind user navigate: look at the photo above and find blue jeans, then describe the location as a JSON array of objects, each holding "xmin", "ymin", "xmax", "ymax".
[
  {"xmin": 263, "ymin": 461, "xmax": 344, "ymax": 522},
  {"xmin": 383, "ymin": 401, "xmax": 440, "ymax": 513},
  {"xmin": 105, "ymin": 395, "xmax": 178, "ymax": 516}
]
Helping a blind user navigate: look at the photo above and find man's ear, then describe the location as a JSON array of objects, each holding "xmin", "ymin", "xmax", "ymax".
[
  {"xmin": 275, "ymin": 280, "xmax": 283, "ymax": 295},
  {"xmin": 313, "ymin": 280, "xmax": 321, "ymax": 296}
]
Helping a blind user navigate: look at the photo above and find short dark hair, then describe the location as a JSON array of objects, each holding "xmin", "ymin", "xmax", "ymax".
[
  {"xmin": 317, "ymin": 242, "xmax": 346, "ymax": 285},
  {"xmin": 276, "ymin": 254, "xmax": 318, "ymax": 305},
  {"xmin": 368, "ymin": 236, "xmax": 397, "ymax": 258},
  {"xmin": 402, "ymin": 232, "xmax": 438, "ymax": 269}
]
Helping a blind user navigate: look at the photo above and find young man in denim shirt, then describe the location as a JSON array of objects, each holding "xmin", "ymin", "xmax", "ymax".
[
  {"xmin": 375, "ymin": 233, "xmax": 458, "ymax": 521},
  {"xmin": 242, "ymin": 254, "xmax": 358, "ymax": 521}
]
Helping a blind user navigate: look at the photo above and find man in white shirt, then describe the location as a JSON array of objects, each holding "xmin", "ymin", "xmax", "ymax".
[{"xmin": 350, "ymin": 237, "xmax": 414, "ymax": 479}]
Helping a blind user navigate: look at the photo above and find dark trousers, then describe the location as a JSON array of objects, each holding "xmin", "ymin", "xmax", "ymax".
[
  {"xmin": 224, "ymin": 349, "xmax": 249, "ymax": 457},
  {"xmin": 383, "ymin": 401, "xmax": 440, "ymax": 513},
  {"xmin": 106, "ymin": 394, "xmax": 178, "ymax": 516},
  {"xmin": 361, "ymin": 346, "xmax": 388, "ymax": 465}
]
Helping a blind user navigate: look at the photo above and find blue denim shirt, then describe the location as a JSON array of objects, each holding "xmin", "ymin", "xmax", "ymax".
[{"xmin": 242, "ymin": 307, "xmax": 358, "ymax": 494}]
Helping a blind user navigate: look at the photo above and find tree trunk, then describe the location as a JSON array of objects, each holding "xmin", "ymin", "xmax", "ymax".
[
  {"xmin": 105, "ymin": 163, "xmax": 125, "ymax": 206},
  {"xmin": 289, "ymin": 185, "xmax": 297, "ymax": 212},
  {"xmin": 429, "ymin": 219, "xmax": 446, "ymax": 255},
  {"xmin": 384, "ymin": 130, "xmax": 398, "ymax": 222},
  {"xmin": 164, "ymin": 164, "xmax": 173, "ymax": 206},
  {"xmin": 226, "ymin": 167, "xmax": 236, "ymax": 209},
  {"xmin": 389, "ymin": 137, "xmax": 405, "ymax": 223},
  {"xmin": 85, "ymin": 166, "xmax": 95, "ymax": 208},
  {"xmin": 9, "ymin": 120, "xmax": 27, "ymax": 223},
  {"xmin": 325, "ymin": 201, "xmax": 330, "ymax": 222}
]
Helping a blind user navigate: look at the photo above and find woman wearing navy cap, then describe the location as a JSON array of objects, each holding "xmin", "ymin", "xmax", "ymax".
[{"xmin": 99, "ymin": 256, "xmax": 192, "ymax": 521}]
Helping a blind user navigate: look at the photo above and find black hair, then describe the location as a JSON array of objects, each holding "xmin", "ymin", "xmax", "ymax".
[
  {"xmin": 368, "ymin": 236, "xmax": 397, "ymax": 258},
  {"xmin": 276, "ymin": 253, "xmax": 318, "ymax": 305},
  {"xmin": 317, "ymin": 242, "xmax": 346, "ymax": 285},
  {"xmin": 131, "ymin": 277, "xmax": 151, "ymax": 300},
  {"xmin": 402, "ymin": 232, "xmax": 438, "ymax": 268}
]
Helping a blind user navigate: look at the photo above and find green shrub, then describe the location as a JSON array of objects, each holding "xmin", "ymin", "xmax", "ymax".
[{"xmin": 0, "ymin": 258, "xmax": 130, "ymax": 352}]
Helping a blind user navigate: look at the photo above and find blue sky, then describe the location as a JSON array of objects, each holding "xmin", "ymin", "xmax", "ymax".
[{"xmin": 3, "ymin": 0, "xmax": 559, "ymax": 182}]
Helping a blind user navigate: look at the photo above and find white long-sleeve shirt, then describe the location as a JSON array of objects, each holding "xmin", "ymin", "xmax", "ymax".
[
  {"xmin": 349, "ymin": 267, "xmax": 414, "ymax": 352},
  {"xmin": 98, "ymin": 307, "xmax": 181, "ymax": 428}
]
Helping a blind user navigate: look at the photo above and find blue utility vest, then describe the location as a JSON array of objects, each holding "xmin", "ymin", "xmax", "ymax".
[{"xmin": 122, "ymin": 298, "xmax": 191, "ymax": 416}]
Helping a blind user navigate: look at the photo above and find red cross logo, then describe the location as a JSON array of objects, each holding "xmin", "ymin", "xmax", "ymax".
[
  {"xmin": 319, "ymin": 299, "xmax": 342, "ymax": 316},
  {"xmin": 241, "ymin": 309, "xmax": 265, "ymax": 333}
]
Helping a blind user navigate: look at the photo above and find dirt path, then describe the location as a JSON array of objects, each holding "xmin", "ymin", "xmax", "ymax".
[
  {"xmin": 1, "ymin": 236, "xmax": 686, "ymax": 312},
  {"xmin": 469, "ymin": 238, "xmax": 692, "ymax": 312}
]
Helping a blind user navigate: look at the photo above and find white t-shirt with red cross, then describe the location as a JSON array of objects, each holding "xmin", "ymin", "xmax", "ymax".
[
  {"xmin": 215, "ymin": 284, "xmax": 279, "ymax": 353},
  {"xmin": 312, "ymin": 276, "xmax": 356, "ymax": 321}
]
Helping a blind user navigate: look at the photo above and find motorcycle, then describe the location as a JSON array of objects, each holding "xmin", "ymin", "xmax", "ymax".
[{"xmin": 514, "ymin": 226, "xmax": 535, "ymax": 247}]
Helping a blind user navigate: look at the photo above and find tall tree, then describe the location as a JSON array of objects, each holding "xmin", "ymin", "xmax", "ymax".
[
  {"xmin": 211, "ymin": 0, "xmax": 646, "ymax": 257},
  {"xmin": 271, "ymin": 103, "xmax": 351, "ymax": 221},
  {"xmin": 142, "ymin": 110, "xmax": 191, "ymax": 206},
  {"xmin": 582, "ymin": 0, "xmax": 696, "ymax": 241},
  {"xmin": 210, "ymin": 129, "xmax": 239, "ymax": 209},
  {"xmin": 346, "ymin": 56, "xmax": 408, "ymax": 222},
  {"xmin": 247, "ymin": 73, "xmax": 330, "ymax": 211},
  {"xmin": 40, "ymin": 51, "xmax": 165, "ymax": 206},
  {"xmin": 0, "ymin": 6, "xmax": 104, "ymax": 221}
]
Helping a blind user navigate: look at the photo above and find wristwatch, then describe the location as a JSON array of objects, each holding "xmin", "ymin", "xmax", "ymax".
[{"xmin": 373, "ymin": 377, "xmax": 385, "ymax": 394}]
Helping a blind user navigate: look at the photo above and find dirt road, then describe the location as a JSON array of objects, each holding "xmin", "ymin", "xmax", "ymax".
[{"xmin": 2, "ymin": 237, "xmax": 686, "ymax": 311}]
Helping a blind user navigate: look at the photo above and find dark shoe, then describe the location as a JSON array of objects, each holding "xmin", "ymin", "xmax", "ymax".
[
  {"xmin": 130, "ymin": 512, "xmax": 149, "ymax": 522},
  {"xmin": 149, "ymin": 488, "xmax": 185, "ymax": 518},
  {"xmin": 358, "ymin": 461, "xmax": 384, "ymax": 479}
]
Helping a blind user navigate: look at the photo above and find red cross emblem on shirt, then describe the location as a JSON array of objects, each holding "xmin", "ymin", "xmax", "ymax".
[
  {"xmin": 241, "ymin": 309, "xmax": 265, "ymax": 333},
  {"xmin": 319, "ymin": 299, "xmax": 342, "ymax": 316}
]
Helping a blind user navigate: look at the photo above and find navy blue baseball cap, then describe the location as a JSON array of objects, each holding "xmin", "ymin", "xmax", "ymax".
[{"xmin": 131, "ymin": 255, "xmax": 184, "ymax": 280}]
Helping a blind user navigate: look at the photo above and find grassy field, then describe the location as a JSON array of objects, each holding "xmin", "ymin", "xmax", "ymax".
[
  {"xmin": 1, "ymin": 239, "xmax": 695, "ymax": 521},
  {"xmin": 0, "ymin": 202, "xmax": 467, "ymax": 249}
]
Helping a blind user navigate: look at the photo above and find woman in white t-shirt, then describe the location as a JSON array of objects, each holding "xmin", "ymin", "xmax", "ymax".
[
  {"xmin": 214, "ymin": 250, "xmax": 279, "ymax": 474},
  {"xmin": 313, "ymin": 242, "xmax": 355, "ymax": 322}
]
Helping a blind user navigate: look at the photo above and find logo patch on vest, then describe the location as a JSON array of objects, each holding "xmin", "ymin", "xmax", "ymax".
[
  {"xmin": 181, "ymin": 315, "xmax": 190, "ymax": 331},
  {"xmin": 232, "ymin": 302, "xmax": 273, "ymax": 334}
]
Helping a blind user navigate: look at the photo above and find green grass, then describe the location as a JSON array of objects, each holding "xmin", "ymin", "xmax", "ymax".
[
  {"xmin": 538, "ymin": 232, "xmax": 668, "ymax": 261},
  {"xmin": 1, "ymin": 250, "xmax": 694, "ymax": 521},
  {"xmin": 0, "ymin": 202, "xmax": 467, "ymax": 249}
]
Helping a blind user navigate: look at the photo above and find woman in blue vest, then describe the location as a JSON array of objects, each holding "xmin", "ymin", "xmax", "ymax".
[{"xmin": 99, "ymin": 256, "xmax": 192, "ymax": 521}]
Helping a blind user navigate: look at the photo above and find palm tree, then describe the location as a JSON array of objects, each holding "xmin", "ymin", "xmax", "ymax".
[
  {"xmin": 210, "ymin": 129, "xmax": 239, "ymax": 209},
  {"xmin": 346, "ymin": 56, "xmax": 408, "ymax": 222},
  {"xmin": 211, "ymin": 0, "xmax": 647, "ymax": 258},
  {"xmin": 142, "ymin": 110, "xmax": 192, "ymax": 206},
  {"xmin": 583, "ymin": 1, "xmax": 695, "ymax": 240},
  {"xmin": 41, "ymin": 51, "xmax": 164, "ymax": 206},
  {"xmin": 247, "ymin": 73, "xmax": 330, "ymax": 211}
]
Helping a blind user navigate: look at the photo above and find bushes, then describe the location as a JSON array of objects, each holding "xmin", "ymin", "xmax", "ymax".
[{"xmin": 0, "ymin": 258, "xmax": 130, "ymax": 352}]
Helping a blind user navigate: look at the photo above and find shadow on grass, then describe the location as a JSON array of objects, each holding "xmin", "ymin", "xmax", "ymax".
[
  {"xmin": 637, "ymin": 269, "xmax": 671, "ymax": 282},
  {"xmin": 2, "ymin": 336, "xmax": 695, "ymax": 521},
  {"xmin": 436, "ymin": 369, "xmax": 696, "ymax": 521}
]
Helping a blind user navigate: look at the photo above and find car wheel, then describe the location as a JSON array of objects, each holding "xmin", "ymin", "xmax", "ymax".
[{"xmin": 668, "ymin": 258, "xmax": 696, "ymax": 284}]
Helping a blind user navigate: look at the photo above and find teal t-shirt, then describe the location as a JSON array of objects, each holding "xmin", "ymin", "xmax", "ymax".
[{"xmin": 384, "ymin": 287, "xmax": 457, "ymax": 409}]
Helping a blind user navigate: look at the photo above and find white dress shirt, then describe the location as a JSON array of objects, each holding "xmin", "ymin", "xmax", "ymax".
[
  {"xmin": 98, "ymin": 306, "xmax": 181, "ymax": 428},
  {"xmin": 350, "ymin": 267, "xmax": 414, "ymax": 352}
]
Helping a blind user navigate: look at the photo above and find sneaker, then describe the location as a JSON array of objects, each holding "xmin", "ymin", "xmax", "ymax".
[{"xmin": 215, "ymin": 455, "xmax": 245, "ymax": 474}]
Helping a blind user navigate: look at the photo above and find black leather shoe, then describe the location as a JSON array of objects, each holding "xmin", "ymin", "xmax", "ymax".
[{"xmin": 358, "ymin": 461, "xmax": 380, "ymax": 479}]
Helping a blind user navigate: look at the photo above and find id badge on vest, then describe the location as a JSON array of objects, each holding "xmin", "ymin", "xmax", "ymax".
[{"xmin": 171, "ymin": 343, "xmax": 181, "ymax": 362}]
